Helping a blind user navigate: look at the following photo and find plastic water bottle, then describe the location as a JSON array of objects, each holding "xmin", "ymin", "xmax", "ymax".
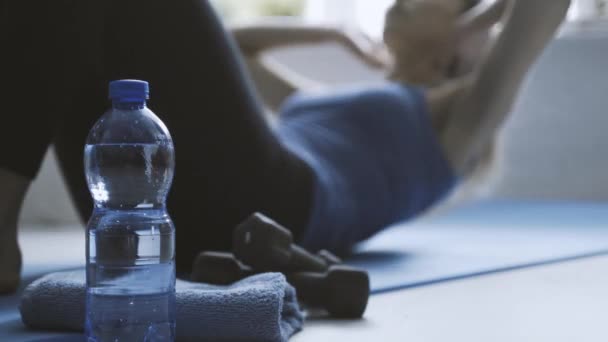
[{"xmin": 84, "ymin": 80, "xmax": 176, "ymax": 341}]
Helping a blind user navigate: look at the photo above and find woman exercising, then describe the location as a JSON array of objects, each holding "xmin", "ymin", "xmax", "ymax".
[{"xmin": 0, "ymin": 0, "xmax": 570, "ymax": 293}]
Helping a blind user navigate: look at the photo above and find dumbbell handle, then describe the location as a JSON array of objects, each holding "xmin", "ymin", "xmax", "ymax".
[
  {"xmin": 317, "ymin": 250, "xmax": 342, "ymax": 266},
  {"xmin": 191, "ymin": 252, "xmax": 255, "ymax": 285},
  {"xmin": 233, "ymin": 213, "xmax": 331, "ymax": 273},
  {"xmin": 286, "ymin": 245, "xmax": 328, "ymax": 273}
]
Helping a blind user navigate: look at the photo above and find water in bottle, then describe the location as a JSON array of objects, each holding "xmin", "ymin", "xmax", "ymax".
[{"xmin": 84, "ymin": 80, "xmax": 176, "ymax": 341}]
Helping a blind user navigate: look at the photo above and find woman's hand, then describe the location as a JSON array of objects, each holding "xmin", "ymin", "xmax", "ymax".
[{"xmin": 337, "ymin": 27, "xmax": 392, "ymax": 69}]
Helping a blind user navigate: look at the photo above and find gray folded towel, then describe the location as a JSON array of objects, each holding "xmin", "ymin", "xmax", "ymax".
[{"xmin": 19, "ymin": 270, "xmax": 303, "ymax": 342}]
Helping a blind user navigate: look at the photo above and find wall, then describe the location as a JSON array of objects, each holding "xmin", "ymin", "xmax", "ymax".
[{"xmin": 494, "ymin": 34, "xmax": 608, "ymax": 199}]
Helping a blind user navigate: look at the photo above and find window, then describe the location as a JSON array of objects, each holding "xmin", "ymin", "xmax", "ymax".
[
  {"xmin": 211, "ymin": 0, "xmax": 305, "ymax": 22},
  {"xmin": 303, "ymin": 0, "xmax": 608, "ymax": 39},
  {"xmin": 569, "ymin": 0, "xmax": 608, "ymax": 21},
  {"xmin": 303, "ymin": 0, "xmax": 393, "ymax": 38},
  {"xmin": 211, "ymin": 0, "xmax": 608, "ymax": 37}
]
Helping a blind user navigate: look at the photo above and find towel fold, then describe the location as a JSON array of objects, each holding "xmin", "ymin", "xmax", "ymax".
[{"xmin": 19, "ymin": 270, "xmax": 303, "ymax": 342}]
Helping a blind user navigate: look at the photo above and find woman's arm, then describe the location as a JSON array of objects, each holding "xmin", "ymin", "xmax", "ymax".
[
  {"xmin": 440, "ymin": 0, "xmax": 571, "ymax": 174},
  {"xmin": 232, "ymin": 20, "xmax": 389, "ymax": 68},
  {"xmin": 233, "ymin": 20, "xmax": 390, "ymax": 111},
  {"xmin": 450, "ymin": 0, "xmax": 511, "ymax": 79},
  {"xmin": 457, "ymin": 0, "xmax": 510, "ymax": 38}
]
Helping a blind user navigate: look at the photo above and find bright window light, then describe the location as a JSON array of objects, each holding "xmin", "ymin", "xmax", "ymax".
[
  {"xmin": 569, "ymin": 0, "xmax": 608, "ymax": 21},
  {"xmin": 304, "ymin": 0, "xmax": 607, "ymax": 38}
]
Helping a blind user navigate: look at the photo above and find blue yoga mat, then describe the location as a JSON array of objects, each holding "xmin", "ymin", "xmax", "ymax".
[{"xmin": 347, "ymin": 200, "xmax": 608, "ymax": 294}]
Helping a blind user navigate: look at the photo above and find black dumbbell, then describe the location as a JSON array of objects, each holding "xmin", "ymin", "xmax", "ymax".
[
  {"xmin": 317, "ymin": 250, "xmax": 342, "ymax": 265},
  {"xmin": 233, "ymin": 213, "xmax": 332, "ymax": 273},
  {"xmin": 190, "ymin": 251, "xmax": 340, "ymax": 285},
  {"xmin": 191, "ymin": 249, "xmax": 343, "ymax": 286},
  {"xmin": 191, "ymin": 251, "xmax": 255, "ymax": 285},
  {"xmin": 192, "ymin": 251, "xmax": 370, "ymax": 318},
  {"xmin": 287, "ymin": 265, "xmax": 370, "ymax": 319}
]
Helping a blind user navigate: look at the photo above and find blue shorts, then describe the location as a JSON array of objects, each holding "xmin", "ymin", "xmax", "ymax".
[{"xmin": 276, "ymin": 84, "xmax": 457, "ymax": 252}]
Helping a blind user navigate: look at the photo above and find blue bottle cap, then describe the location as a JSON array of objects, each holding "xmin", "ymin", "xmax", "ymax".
[{"xmin": 109, "ymin": 79, "xmax": 150, "ymax": 103}]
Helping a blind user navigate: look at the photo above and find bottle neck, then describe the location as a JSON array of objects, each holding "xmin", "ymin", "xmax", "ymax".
[{"xmin": 112, "ymin": 100, "xmax": 147, "ymax": 110}]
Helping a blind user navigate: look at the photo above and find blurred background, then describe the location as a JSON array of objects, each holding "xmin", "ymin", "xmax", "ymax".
[{"xmin": 20, "ymin": 0, "xmax": 608, "ymax": 227}]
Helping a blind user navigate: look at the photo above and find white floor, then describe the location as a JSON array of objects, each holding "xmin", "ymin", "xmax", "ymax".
[
  {"xmin": 294, "ymin": 255, "xmax": 608, "ymax": 342},
  {"xmin": 18, "ymin": 225, "xmax": 85, "ymax": 279}
]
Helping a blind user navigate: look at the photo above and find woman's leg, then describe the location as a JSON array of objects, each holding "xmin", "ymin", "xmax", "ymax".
[
  {"xmin": 0, "ymin": 0, "xmax": 86, "ymax": 292},
  {"xmin": 440, "ymin": 0, "xmax": 571, "ymax": 174},
  {"xmin": 54, "ymin": 0, "xmax": 315, "ymax": 274},
  {"xmin": 0, "ymin": 169, "xmax": 28, "ymax": 293}
]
